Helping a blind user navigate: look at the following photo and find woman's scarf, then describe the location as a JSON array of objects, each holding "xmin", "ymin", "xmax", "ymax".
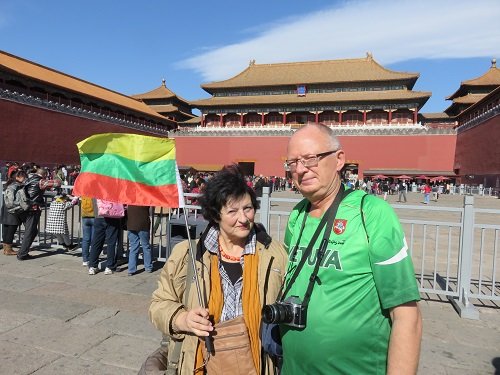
[{"xmin": 195, "ymin": 249, "xmax": 261, "ymax": 373}]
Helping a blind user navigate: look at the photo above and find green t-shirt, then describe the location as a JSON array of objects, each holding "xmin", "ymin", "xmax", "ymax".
[{"xmin": 281, "ymin": 190, "xmax": 420, "ymax": 375}]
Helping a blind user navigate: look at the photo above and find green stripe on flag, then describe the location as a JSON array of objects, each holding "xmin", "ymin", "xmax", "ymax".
[{"xmin": 80, "ymin": 153, "xmax": 177, "ymax": 186}]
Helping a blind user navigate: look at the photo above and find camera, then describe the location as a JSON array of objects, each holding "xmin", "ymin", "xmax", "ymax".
[{"xmin": 261, "ymin": 296, "xmax": 306, "ymax": 329}]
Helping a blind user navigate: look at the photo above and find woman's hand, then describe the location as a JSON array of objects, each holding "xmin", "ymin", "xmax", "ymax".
[{"xmin": 175, "ymin": 307, "xmax": 213, "ymax": 337}]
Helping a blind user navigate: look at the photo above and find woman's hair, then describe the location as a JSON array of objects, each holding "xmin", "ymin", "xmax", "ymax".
[
  {"xmin": 5, "ymin": 169, "xmax": 28, "ymax": 187},
  {"xmin": 198, "ymin": 164, "xmax": 259, "ymax": 224},
  {"xmin": 15, "ymin": 170, "xmax": 28, "ymax": 180}
]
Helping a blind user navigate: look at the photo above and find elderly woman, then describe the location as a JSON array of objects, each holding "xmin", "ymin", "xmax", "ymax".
[{"xmin": 149, "ymin": 165, "xmax": 287, "ymax": 375}]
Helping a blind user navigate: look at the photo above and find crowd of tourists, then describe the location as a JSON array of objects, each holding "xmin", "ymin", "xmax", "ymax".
[
  {"xmin": 180, "ymin": 171, "xmax": 292, "ymax": 197},
  {"xmin": 1, "ymin": 160, "xmax": 445, "ymax": 267},
  {"xmin": 357, "ymin": 178, "xmax": 450, "ymax": 204},
  {"xmin": 0, "ymin": 162, "xmax": 292, "ymax": 276},
  {"xmin": 0, "ymin": 161, "xmax": 80, "ymax": 185}
]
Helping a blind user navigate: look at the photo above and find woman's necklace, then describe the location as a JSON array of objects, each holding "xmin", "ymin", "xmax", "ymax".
[{"xmin": 218, "ymin": 241, "xmax": 242, "ymax": 262}]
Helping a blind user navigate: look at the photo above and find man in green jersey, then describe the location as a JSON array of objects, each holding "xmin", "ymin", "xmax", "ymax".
[{"xmin": 281, "ymin": 124, "xmax": 422, "ymax": 374}]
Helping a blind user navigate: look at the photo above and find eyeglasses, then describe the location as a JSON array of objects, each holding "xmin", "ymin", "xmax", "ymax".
[{"xmin": 284, "ymin": 150, "xmax": 338, "ymax": 171}]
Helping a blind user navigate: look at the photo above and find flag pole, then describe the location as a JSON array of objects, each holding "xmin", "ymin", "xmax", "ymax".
[
  {"xmin": 183, "ymin": 212, "xmax": 214, "ymax": 355},
  {"xmin": 176, "ymin": 162, "xmax": 214, "ymax": 354}
]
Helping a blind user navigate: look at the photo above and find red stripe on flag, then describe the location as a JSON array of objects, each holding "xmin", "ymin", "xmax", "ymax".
[{"xmin": 73, "ymin": 172, "xmax": 180, "ymax": 207}]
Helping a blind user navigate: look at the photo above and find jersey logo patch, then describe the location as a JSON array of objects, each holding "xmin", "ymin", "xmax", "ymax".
[{"xmin": 333, "ymin": 219, "xmax": 347, "ymax": 235}]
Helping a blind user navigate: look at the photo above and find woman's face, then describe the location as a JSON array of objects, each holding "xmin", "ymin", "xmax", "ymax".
[
  {"xmin": 218, "ymin": 193, "xmax": 255, "ymax": 241},
  {"xmin": 16, "ymin": 175, "xmax": 26, "ymax": 183}
]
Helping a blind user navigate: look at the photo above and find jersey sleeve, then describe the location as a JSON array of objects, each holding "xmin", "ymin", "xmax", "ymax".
[{"xmin": 362, "ymin": 195, "xmax": 420, "ymax": 309}]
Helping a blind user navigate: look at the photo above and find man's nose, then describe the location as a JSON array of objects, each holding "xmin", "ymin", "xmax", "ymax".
[{"xmin": 294, "ymin": 159, "xmax": 308, "ymax": 173}]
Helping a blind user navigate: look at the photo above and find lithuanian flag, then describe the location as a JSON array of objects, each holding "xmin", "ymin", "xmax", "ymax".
[{"xmin": 72, "ymin": 133, "xmax": 182, "ymax": 207}]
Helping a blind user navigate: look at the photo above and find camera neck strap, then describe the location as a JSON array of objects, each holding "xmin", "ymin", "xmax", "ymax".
[{"xmin": 281, "ymin": 184, "xmax": 352, "ymax": 303}]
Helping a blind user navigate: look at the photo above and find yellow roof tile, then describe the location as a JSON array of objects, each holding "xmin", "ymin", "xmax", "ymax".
[
  {"xmin": 201, "ymin": 55, "xmax": 419, "ymax": 91},
  {"xmin": 421, "ymin": 112, "xmax": 450, "ymax": 119},
  {"xmin": 452, "ymin": 93, "xmax": 487, "ymax": 104},
  {"xmin": 149, "ymin": 104, "xmax": 180, "ymax": 112},
  {"xmin": 462, "ymin": 64, "xmax": 500, "ymax": 86}
]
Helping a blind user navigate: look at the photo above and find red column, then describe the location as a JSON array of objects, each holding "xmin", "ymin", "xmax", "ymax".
[
  {"xmin": 201, "ymin": 114, "xmax": 205, "ymax": 127},
  {"xmin": 413, "ymin": 109, "xmax": 418, "ymax": 124},
  {"xmin": 338, "ymin": 111, "xmax": 343, "ymax": 125},
  {"xmin": 261, "ymin": 113, "xmax": 265, "ymax": 126},
  {"xmin": 315, "ymin": 111, "xmax": 319, "ymax": 124},
  {"xmin": 282, "ymin": 112, "xmax": 287, "ymax": 125},
  {"xmin": 388, "ymin": 110, "xmax": 393, "ymax": 124},
  {"xmin": 219, "ymin": 114, "xmax": 223, "ymax": 127},
  {"xmin": 240, "ymin": 113, "xmax": 244, "ymax": 127},
  {"xmin": 363, "ymin": 110, "xmax": 367, "ymax": 124}
]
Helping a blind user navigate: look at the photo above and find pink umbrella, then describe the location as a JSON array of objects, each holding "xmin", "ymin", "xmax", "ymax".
[
  {"xmin": 396, "ymin": 175, "xmax": 412, "ymax": 179},
  {"xmin": 372, "ymin": 174, "xmax": 388, "ymax": 180}
]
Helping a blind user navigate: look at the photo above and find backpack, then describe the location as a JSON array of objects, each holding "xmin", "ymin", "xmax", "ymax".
[
  {"xmin": 4, "ymin": 186, "xmax": 17, "ymax": 209},
  {"xmin": 96, "ymin": 199, "xmax": 125, "ymax": 218},
  {"xmin": 5, "ymin": 184, "xmax": 30, "ymax": 215}
]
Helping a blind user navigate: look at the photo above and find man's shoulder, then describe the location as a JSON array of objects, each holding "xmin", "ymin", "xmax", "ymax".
[
  {"xmin": 343, "ymin": 190, "xmax": 393, "ymax": 213},
  {"xmin": 291, "ymin": 198, "xmax": 309, "ymax": 213}
]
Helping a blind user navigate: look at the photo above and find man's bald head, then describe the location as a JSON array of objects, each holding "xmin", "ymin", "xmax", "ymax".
[{"xmin": 288, "ymin": 123, "xmax": 341, "ymax": 152}]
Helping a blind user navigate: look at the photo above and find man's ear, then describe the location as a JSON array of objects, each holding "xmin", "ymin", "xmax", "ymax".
[{"xmin": 336, "ymin": 150, "xmax": 346, "ymax": 172}]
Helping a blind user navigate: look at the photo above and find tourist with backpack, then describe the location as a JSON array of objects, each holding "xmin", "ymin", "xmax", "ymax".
[
  {"xmin": 17, "ymin": 168, "xmax": 61, "ymax": 261},
  {"xmin": 1, "ymin": 170, "xmax": 29, "ymax": 255}
]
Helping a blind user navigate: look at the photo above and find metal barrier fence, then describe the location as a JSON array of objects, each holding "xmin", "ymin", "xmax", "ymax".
[{"xmin": 1, "ymin": 186, "xmax": 499, "ymax": 319}]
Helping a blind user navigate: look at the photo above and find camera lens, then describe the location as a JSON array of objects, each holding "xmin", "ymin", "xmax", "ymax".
[
  {"xmin": 262, "ymin": 303, "xmax": 293, "ymax": 324},
  {"xmin": 262, "ymin": 304, "xmax": 278, "ymax": 323}
]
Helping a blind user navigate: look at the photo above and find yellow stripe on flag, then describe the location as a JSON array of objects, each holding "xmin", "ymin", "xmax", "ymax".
[{"xmin": 77, "ymin": 133, "xmax": 175, "ymax": 163}]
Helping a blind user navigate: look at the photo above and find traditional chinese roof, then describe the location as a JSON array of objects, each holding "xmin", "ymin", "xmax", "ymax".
[
  {"xmin": 0, "ymin": 50, "xmax": 167, "ymax": 121},
  {"xmin": 444, "ymin": 93, "xmax": 490, "ymax": 116},
  {"xmin": 148, "ymin": 104, "xmax": 195, "ymax": 118},
  {"xmin": 456, "ymin": 85, "xmax": 500, "ymax": 121},
  {"xmin": 179, "ymin": 116, "xmax": 201, "ymax": 124},
  {"xmin": 447, "ymin": 59, "xmax": 500, "ymax": 100},
  {"xmin": 191, "ymin": 89, "xmax": 430, "ymax": 108},
  {"xmin": 131, "ymin": 79, "xmax": 194, "ymax": 121},
  {"xmin": 132, "ymin": 80, "xmax": 177, "ymax": 99},
  {"xmin": 201, "ymin": 55, "xmax": 419, "ymax": 93},
  {"xmin": 462, "ymin": 60, "xmax": 500, "ymax": 85}
]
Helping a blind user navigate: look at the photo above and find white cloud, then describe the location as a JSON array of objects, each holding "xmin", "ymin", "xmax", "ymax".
[{"xmin": 179, "ymin": 0, "xmax": 500, "ymax": 82}]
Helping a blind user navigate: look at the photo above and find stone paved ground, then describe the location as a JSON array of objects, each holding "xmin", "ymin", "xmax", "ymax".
[{"xmin": 0, "ymin": 190, "xmax": 499, "ymax": 374}]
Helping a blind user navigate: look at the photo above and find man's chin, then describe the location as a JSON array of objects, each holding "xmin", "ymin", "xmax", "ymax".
[{"xmin": 297, "ymin": 184, "xmax": 317, "ymax": 195}]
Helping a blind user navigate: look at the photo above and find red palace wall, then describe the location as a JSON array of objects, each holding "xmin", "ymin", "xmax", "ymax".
[
  {"xmin": 175, "ymin": 133, "xmax": 457, "ymax": 178},
  {"xmin": 0, "ymin": 100, "xmax": 163, "ymax": 166},
  {"xmin": 0, "ymin": 98, "xmax": 457, "ymax": 177},
  {"xmin": 455, "ymin": 115, "xmax": 500, "ymax": 181}
]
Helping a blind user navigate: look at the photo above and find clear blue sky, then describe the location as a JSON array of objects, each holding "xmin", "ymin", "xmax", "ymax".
[{"xmin": 1, "ymin": 0, "xmax": 499, "ymax": 113}]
